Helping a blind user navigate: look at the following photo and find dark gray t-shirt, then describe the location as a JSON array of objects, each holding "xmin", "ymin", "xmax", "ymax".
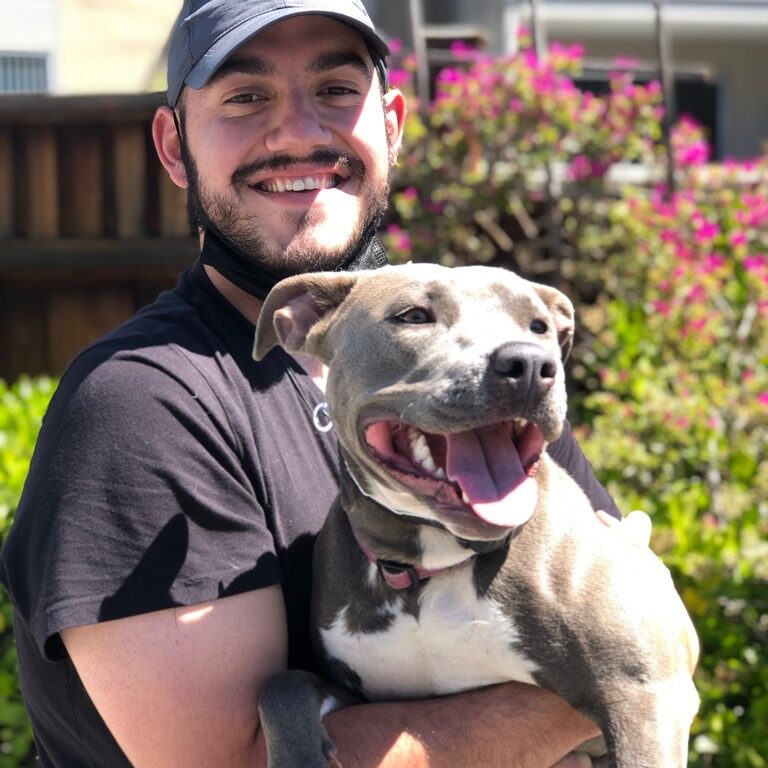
[{"xmin": 0, "ymin": 259, "xmax": 618, "ymax": 767}]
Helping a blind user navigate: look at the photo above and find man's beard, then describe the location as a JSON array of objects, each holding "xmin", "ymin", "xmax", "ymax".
[{"xmin": 180, "ymin": 133, "xmax": 393, "ymax": 277}]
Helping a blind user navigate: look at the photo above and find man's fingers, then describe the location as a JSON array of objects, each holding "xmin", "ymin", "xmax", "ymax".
[
  {"xmin": 595, "ymin": 509, "xmax": 651, "ymax": 547},
  {"xmin": 622, "ymin": 510, "xmax": 652, "ymax": 547},
  {"xmin": 551, "ymin": 753, "xmax": 592, "ymax": 768}
]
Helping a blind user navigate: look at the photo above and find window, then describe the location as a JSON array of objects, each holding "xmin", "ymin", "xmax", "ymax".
[{"xmin": 0, "ymin": 52, "xmax": 48, "ymax": 93}]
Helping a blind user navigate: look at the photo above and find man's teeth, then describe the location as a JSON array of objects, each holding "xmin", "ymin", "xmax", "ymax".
[
  {"xmin": 407, "ymin": 428, "xmax": 445, "ymax": 479},
  {"xmin": 259, "ymin": 176, "xmax": 337, "ymax": 193}
]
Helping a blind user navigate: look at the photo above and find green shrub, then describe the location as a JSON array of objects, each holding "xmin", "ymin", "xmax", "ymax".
[
  {"xmin": 386, "ymin": 35, "xmax": 768, "ymax": 766},
  {"xmin": 0, "ymin": 376, "xmax": 57, "ymax": 767}
]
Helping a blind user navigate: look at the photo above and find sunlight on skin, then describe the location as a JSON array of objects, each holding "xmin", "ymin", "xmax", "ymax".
[{"xmin": 174, "ymin": 604, "xmax": 216, "ymax": 625}]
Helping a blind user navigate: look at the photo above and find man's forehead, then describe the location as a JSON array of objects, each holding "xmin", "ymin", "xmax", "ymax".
[{"xmin": 234, "ymin": 15, "xmax": 371, "ymax": 58}]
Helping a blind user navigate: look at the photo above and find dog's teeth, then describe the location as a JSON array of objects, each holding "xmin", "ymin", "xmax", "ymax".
[
  {"xmin": 408, "ymin": 429, "xmax": 439, "ymax": 475},
  {"xmin": 420, "ymin": 452, "xmax": 438, "ymax": 474},
  {"xmin": 434, "ymin": 467, "xmax": 446, "ymax": 480},
  {"xmin": 461, "ymin": 489, "xmax": 470, "ymax": 505}
]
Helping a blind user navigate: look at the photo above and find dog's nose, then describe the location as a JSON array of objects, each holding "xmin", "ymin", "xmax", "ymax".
[{"xmin": 491, "ymin": 342, "xmax": 557, "ymax": 395}]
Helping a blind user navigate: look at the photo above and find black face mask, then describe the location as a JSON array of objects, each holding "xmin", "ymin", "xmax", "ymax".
[{"xmin": 199, "ymin": 224, "xmax": 389, "ymax": 301}]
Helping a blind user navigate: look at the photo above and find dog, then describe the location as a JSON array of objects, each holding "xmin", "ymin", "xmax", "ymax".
[{"xmin": 253, "ymin": 262, "xmax": 699, "ymax": 768}]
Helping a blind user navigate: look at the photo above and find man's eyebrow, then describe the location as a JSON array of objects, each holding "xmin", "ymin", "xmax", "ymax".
[
  {"xmin": 310, "ymin": 50, "xmax": 372, "ymax": 78},
  {"xmin": 203, "ymin": 56, "xmax": 275, "ymax": 89}
]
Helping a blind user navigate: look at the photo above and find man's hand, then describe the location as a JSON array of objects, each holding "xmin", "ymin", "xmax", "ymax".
[{"xmin": 596, "ymin": 508, "xmax": 652, "ymax": 546}]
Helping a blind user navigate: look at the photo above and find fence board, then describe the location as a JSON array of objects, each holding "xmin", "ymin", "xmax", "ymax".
[
  {"xmin": 158, "ymin": 170, "xmax": 190, "ymax": 237},
  {"xmin": 0, "ymin": 290, "xmax": 48, "ymax": 379},
  {"xmin": 48, "ymin": 288, "xmax": 134, "ymax": 373},
  {"xmin": 23, "ymin": 126, "xmax": 59, "ymax": 237},
  {"xmin": 113, "ymin": 123, "xmax": 147, "ymax": 237},
  {"xmin": 60, "ymin": 127, "xmax": 104, "ymax": 237},
  {"xmin": 0, "ymin": 127, "xmax": 13, "ymax": 237}
]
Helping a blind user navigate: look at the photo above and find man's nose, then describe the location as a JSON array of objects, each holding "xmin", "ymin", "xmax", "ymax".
[{"xmin": 265, "ymin": 92, "xmax": 333, "ymax": 153}]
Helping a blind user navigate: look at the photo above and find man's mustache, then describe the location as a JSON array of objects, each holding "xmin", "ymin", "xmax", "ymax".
[{"xmin": 232, "ymin": 149, "xmax": 366, "ymax": 186}]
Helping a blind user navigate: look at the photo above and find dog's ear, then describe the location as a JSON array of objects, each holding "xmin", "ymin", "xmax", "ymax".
[
  {"xmin": 253, "ymin": 272, "xmax": 359, "ymax": 361},
  {"xmin": 533, "ymin": 283, "xmax": 575, "ymax": 361}
]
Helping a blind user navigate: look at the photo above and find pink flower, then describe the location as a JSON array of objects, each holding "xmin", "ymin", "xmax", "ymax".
[
  {"xmin": 437, "ymin": 67, "xmax": 462, "ymax": 85},
  {"xmin": 388, "ymin": 68, "xmax": 411, "ymax": 89},
  {"xmin": 388, "ymin": 38, "xmax": 403, "ymax": 56},
  {"xmin": 386, "ymin": 224, "xmax": 412, "ymax": 253},
  {"xmin": 729, "ymin": 231, "xmax": 748, "ymax": 248},
  {"xmin": 679, "ymin": 143, "xmax": 709, "ymax": 166},
  {"xmin": 702, "ymin": 254, "xmax": 725, "ymax": 274},
  {"xmin": 686, "ymin": 284, "xmax": 707, "ymax": 303},
  {"xmin": 745, "ymin": 255, "xmax": 767, "ymax": 273},
  {"xmin": 450, "ymin": 40, "xmax": 477, "ymax": 58},
  {"xmin": 652, "ymin": 299, "xmax": 671, "ymax": 316},
  {"xmin": 613, "ymin": 56, "xmax": 639, "ymax": 69},
  {"xmin": 758, "ymin": 392, "xmax": 768, "ymax": 407},
  {"xmin": 694, "ymin": 221, "xmax": 720, "ymax": 244}
]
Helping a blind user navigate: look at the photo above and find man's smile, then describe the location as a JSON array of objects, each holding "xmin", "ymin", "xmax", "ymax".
[{"xmin": 255, "ymin": 172, "xmax": 343, "ymax": 193}]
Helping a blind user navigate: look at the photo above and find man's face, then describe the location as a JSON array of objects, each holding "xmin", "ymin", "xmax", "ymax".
[{"xmin": 176, "ymin": 15, "xmax": 405, "ymax": 275}]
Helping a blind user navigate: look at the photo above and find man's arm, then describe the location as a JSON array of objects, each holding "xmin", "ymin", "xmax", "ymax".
[
  {"xmin": 63, "ymin": 587, "xmax": 599, "ymax": 768},
  {"xmin": 320, "ymin": 683, "xmax": 599, "ymax": 768},
  {"xmin": 62, "ymin": 588, "xmax": 288, "ymax": 768}
]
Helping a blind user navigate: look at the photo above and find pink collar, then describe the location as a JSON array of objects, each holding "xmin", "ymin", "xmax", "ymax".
[{"xmin": 354, "ymin": 535, "xmax": 455, "ymax": 590}]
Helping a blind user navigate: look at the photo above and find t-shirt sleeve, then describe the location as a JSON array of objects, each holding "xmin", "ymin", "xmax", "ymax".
[
  {"xmin": 546, "ymin": 419, "xmax": 622, "ymax": 519},
  {"xmin": 2, "ymin": 345, "xmax": 282, "ymax": 660}
]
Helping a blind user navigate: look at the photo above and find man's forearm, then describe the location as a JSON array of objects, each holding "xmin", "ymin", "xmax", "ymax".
[{"xmin": 256, "ymin": 681, "xmax": 600, "ymax": 768}]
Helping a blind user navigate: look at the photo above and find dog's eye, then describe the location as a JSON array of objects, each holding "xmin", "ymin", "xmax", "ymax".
[
  {"xmin": 530, "ymin": 319, "xmax": 548, "ymax": 334},
  {"xmin": 396, "ymin": 307, "xmax": 434, "ymax": 324}
]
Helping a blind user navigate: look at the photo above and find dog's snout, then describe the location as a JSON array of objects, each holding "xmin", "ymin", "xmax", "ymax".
[{"xmin": 491, "ymin": 342, "xmax": 557, "ymax": 393}]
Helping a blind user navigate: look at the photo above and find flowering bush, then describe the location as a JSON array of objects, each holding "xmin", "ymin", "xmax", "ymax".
[
  {"xmin": 386, "ymin": 34, "xmax": 768, "ymax": 766},
  {"xmin": 385, "ymin": 29, "xmax": 664, "ymax": 269},
  {"xmin": 575, "ymin": 161, "xmax": 768, "ymax": 766}
]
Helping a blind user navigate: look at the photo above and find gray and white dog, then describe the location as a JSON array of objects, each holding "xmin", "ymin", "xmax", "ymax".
[{"xmin": 253, "ymin": 263, "xmax": 699, "ymax": 768}]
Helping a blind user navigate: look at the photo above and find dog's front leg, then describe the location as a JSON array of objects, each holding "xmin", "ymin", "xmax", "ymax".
[{"xmin": 258, "ymin": 669, "xmax": 358, "ymax": 768}]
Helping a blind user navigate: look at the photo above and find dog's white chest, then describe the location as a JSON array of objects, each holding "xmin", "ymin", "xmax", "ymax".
[{"xmin": 320, "ymin": 565, "xmax": 539, "ymax": 700}]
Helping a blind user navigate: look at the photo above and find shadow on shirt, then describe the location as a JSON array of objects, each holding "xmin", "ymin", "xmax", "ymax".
[{"xmin": 98, "ymin": 513, "xmax": 284, "ymax": 623}]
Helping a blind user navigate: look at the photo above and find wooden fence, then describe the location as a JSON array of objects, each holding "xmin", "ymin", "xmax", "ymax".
[{"xmin": 0, "ymin": 93, "xmax": 198, "ymax": 381}]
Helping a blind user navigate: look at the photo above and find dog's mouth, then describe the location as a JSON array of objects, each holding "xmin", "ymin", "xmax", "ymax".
[{"xmin": 363, "ymin": 419, "xmax": 545, "ymax": 529}]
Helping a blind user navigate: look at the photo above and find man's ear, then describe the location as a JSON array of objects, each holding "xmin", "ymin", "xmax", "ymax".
[
  {"xmin": 151, "ymin": 106, "xmax": 188, "ymax": 189},
  {"xmin": 253, "ymin": 272, "xmax": 360, "ymax": 361},
  {"xmin": 533, "ymin": 283, "xmax": 575, "ymax": 361},
  {"xmin": 383, "ymin": 87, "xmax": 407, "ymax": 162}
]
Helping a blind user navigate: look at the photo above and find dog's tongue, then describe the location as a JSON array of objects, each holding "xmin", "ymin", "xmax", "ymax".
[{"xmin": 445, "ymin": 424, "xmax": 537, "ymax": 528}]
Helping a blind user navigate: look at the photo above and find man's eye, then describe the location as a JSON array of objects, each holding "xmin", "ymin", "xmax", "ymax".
[
  {"xmin": 322, "ymin": 86, "xmax": 357, "ymax": 95},
  {"xmin": 530, "ymin": 319, "xmax": 548, "ymax": 334},
  {"xmin": 225, "ymin": 93, "xmax": 265, "ymax": 105},
  {"xmin": 396, "ymin": 307, "xmax": 434, "ymax": 324}
]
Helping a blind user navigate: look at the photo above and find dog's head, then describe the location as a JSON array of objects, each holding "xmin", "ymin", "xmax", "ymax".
[{"xmin": 254, "ymin": 263, "xmax": 574, "ymax": 541}]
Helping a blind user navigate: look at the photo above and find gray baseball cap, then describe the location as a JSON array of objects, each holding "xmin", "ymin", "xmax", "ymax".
[{"xmin": 166, "ymin": 0, "xmax": 390, "ymax": 107}]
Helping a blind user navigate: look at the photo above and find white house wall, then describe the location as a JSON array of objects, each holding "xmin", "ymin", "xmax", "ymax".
[{"xmin": 0, "ymin": 0, "xmax": 57, "ymax": 51}]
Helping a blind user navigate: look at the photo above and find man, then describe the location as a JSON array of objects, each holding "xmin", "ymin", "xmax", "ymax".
[{"xmin": 1, "ymin": 2, "xmax": 620, "ymax": 765}]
